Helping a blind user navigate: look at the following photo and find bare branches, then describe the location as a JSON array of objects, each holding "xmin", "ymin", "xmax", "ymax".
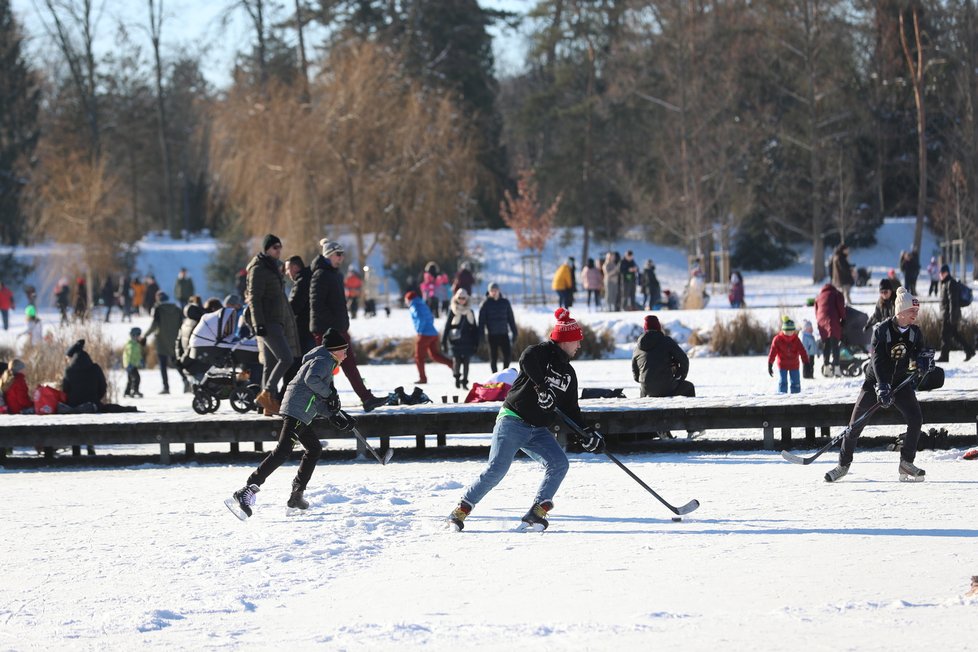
[{"xmin": 499, "ymin": 167, "xmax": 561, "ymax": 253}]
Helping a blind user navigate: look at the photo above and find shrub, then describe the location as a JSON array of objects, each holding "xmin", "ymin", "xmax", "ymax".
[
  {"xmin": 913, "ymin": 307, "xmax": 977, "ymax": 352},
  {"xmin": 710, "ymin": 312, "xmax": 774, "ymax": 356},
  {"xmin": 18, "ymin": 323, "xmax": 120, "ymax": 401}
]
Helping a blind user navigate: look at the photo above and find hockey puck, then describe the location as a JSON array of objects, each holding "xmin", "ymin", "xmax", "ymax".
[{"xmin": 671, "ymin": 517, "xmax": 682, "ymax": 522}]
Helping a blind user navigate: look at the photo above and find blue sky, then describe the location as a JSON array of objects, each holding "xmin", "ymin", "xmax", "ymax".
[{"xmin": 12, "ymin": 0, "xmax": 528, "ymax": 89}]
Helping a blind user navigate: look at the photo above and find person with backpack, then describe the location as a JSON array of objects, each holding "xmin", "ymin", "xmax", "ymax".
[
  {"xmin": 825, "ymin": 287, "xmax": 928, "ymax": 483},
  {"xmin": 937, "ymin": 264, "xmax": 975, "ymax": 362}
]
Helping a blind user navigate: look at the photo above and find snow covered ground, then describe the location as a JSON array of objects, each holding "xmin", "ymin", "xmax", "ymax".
[{"xmin": 2, "ymin": 219, "xmax": 977, "ymax": 649}]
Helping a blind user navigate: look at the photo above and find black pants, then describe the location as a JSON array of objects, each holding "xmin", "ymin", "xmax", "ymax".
[
  {"xmin": 586, "ymin": 289, "xmax": 601, "ymax": 307},
  {"xmin": 940, "ymin": 320, "xmax": 974, "ymax": 358},
  {"xmin": 840, "ymin": 384, "xmax": 921, "ymax": 466},
  {"xmin": 158, "ymin": 353, "xmax": 171, "ymax": 391},
  {"xmin": 928, "ymin": 280, "xmax": 939, "ymax": 297},
  {"xmin": 452, "ymin": 354, "xmax": 471, "ymax": 384},
  {"xmin": 124, "ymin": 366, "xmax": 141, "ymax": 396},
  {"xmin": 487, "ymin": 333, "xmax": 512, "ymax": 373},
  {"xmin": 822, "ymin": 337, "xmax": 840, "ymax": 367},
  {"xmin": 248, "ymin": 416, "xmax": 323, "ymax": 492}
]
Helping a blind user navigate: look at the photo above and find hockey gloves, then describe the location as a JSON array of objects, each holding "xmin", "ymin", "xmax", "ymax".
[
  {"xmin": 578, "ymin": 426, "xmax": 605, "ymax": 453},
  {"xmin": 325, "ymin": 390, "xmax": 340, "ymax": 413},
  {"xmin": 877, "ymin": 382, "xmax": 894, "ymax": 408},
  {"xmin": 767, "ymin": 362, "xmax": 774, "ymax": 377},
  {"xmin": 916, "ymin": 348, "xmax": 936, "ymax": 374},
  {"xmin": 329, "ymin": 410, "xmax": 357, "ymax": 432},
  {"xmin": 535, "ymin": 386, "xmax": 555, "ymax": 411}
]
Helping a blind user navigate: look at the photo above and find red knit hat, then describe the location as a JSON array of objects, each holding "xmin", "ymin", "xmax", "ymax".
[
  {"xmin": 644, "ymin": 315, "xmax": 661, "ymax": 332},
  {"xmin": 404, "ymin": 291, "xmax": 418, "ymax": 302},
  {"xmin": 550, "ymin": 308, "xmax": 583, "ymax": 343}
]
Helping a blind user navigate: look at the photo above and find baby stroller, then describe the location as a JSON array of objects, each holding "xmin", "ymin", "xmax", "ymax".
[
  {"xmin": 187, "ymin": 308, "xmax": 261, "ymax": 414},
  {"xmin": 838, "ymin": 305, "xmax": 870, "ymax": 377}
]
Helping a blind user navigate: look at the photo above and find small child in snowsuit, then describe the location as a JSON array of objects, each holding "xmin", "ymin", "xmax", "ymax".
[
  {"xmin": 800, "ymin": 320, "xmax": 818, "ymax": 379},
  {"xmin": 227, "ymin": 328, "xmax": 355, "ymax": 519},
  {"xmin": 768, "ymin": 317, "xmax": 810, "ymax": 393},
  {"xmin": 123, "ymin": 327, "xmax": 144, "ymax": 398}
]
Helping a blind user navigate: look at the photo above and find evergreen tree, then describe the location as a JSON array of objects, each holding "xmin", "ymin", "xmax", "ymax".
[{"xmin": 0, "ymin": 0, "xmax": 40, "ymax": 245}]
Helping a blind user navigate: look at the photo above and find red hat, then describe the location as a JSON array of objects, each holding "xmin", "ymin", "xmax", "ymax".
[
  {"xmin": 550, "ymin": 308, "xmax": 583, "ymax": 343},
  {"xmin": 644, "ymin": 315, "xmax": 661, "ymax": 332},
  {"xmin": 404, "ymin": 291, "xmax": 418, "ymax": 302}
]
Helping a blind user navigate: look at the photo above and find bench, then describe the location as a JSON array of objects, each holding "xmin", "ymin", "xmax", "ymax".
[{"xmin": 2, "ymin": 390, "xmax": 976, "ymax": 464}]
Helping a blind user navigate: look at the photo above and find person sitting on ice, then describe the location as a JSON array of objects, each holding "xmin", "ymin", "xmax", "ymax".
[
  {"xmin": 447, "ymin": 308, "xmax": 604, "ymax": 533},
  {"xmin": 631, "ymin": 315, "xmax": 695, "ymax": 399},
  {"xmin": 825, "ymin": 287, "xmax": 929, "ymax": 483},
  {"xmin": 767, "ymin": 317, "xmax": 810, "ymax": 394},
  {"xmin": 227, "ymin": 328, "xmax": 357, "ymax": 519}
]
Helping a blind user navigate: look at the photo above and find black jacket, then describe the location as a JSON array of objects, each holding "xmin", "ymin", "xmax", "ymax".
[
  {"xmin": 442, "ymin": 310, "xmax": 480, "ymax": 357},
  {"xmin": 478, "ymin": 294, "xmax": 517, "ymax": 338},
  {"xmin": 289, "ymin": 265, "xmax": 313, "ymax": 343},
  {"xmin": 309, "ymin": 255, "xmax": 349, "ymax": 334},
  {"xmin": 865, "ymin": 296, "xmax": 895, "ymax": 331},
  {"xmin": 631, "ymin": 330, "xmax": 690, "ymax": 398},
  {"xmin": 503, "ymin": 341, "xmax": 585, "ymax": 429},
  {"xmin": 940, "ymin": 276, "xmax": 962, "ymax": 324},
  {"xmin": 866, "ymin": 317, "xmax": 923, "ymax": 389},
  {"xmin": 62, "ymin": 350, "xmax": 107, "ymax": 406}
]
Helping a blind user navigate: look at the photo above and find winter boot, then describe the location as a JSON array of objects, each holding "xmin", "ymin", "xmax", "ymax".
[
  {"xmin": 287, "ymin": 482, "xmax": 309, "ymax": 510},
  {"xmin": 833, "ymin": 365, "xmax": 842, "ymax": 378},
  {"xmin": 226, "ymin": 483, "xmax": 260, "ymax": 520},
  {"xmin": 899, "ymin": 459, "xmax": 926, "ymax": 482},
  {"xmin": 255, "ymin": 390, "xmax": 273, "ymax": 411},
  {"xmin": 824, "ymin": 464, "xmax": 850, "ymax": 483},
  {"xmin": 454, "ymin": 374, "xmax": 461, "ymax": 389},
  {"xmin": 518, "ymin": 500, "xmax": 554, "ymax": 532},
  {"xmin": 362, "ymin": 394, "xmax": 388, "ymax": 413},
  {"xmin": 448, "ymin": 499, "xmax": 473, "ymax": 531},
  {"xmin": 822, "ymin": 364, "xmax": 834, "ymax": 378}
]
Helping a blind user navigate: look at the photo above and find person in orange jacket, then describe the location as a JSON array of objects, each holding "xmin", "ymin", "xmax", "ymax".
[{"xmin": 767, "ymin": 317, "xmax": 810, "ymax": 394}]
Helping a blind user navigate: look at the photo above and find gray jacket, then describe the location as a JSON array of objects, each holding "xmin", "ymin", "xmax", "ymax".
[{"xmin": 279, "ymin": 346, "xmax": 340, "ymax": 425}]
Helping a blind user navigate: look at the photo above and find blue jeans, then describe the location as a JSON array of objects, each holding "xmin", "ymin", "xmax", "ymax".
[
  {"xmin": 778, "ymin": 368, "xmax": 800, "ymax": 394},
  {"xmin": 462, "ymin": 415, "xmax": 569, "ymax": 507}
]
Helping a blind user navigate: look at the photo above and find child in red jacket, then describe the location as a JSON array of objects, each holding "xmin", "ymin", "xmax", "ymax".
[
  {"xmin": 768, "ymin": 317, "xmax": 810, "ymax": 394},
  {"xmin": 1, "ymin": 359, "xmax": 31, "ymax": 414}
]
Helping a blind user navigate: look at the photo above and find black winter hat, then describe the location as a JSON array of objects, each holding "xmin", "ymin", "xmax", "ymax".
[
  {"xmin": 323, "ymin": 328, "xmax": 348, "ymax": 351},
  {"xmin": 879, "ymin": 278, "xmax": 893, "ymax": 292},
  {"xmin": 262, "ymin": 233, "xmax": 282, "ymax": 252},
  {"xmin": 66, "ymin": 339, "xmax": 86, "ymax": 357}
]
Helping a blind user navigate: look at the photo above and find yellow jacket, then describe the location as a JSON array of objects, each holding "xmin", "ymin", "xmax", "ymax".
[{"xmin": 552, "ymin": 263, "xmax": 573, "ymax": 291}]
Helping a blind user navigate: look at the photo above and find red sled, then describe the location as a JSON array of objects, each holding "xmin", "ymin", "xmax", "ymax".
[
  {"xmin": 32, "ymin": 385, "xmax": 66, "ymax": 415},
  {"xmin": 463, "ymin": 381, "xmax": 511, "ymax": 404},
  {"xmin": 964, "ymin": 448, "xmax": 978, "ymax": 461}
]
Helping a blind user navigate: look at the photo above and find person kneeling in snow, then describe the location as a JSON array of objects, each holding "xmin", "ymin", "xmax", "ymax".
[
  {"xmin": 825, "ymin": 287, "xmax": 928, "ymax": 483},
  {"xmin": 767, "ymin": 317, "xmax": 810, "ymax": 394},
  {"xmin": 228, "ymin": 328, "xmax": 355, "ymax": 519},
  {"xmin": 448, "ymin": 308, "xmax": 604, "ymax": 532}
]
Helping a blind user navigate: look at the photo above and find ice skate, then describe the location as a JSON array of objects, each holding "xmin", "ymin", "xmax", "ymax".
[
  {"xmin": 898, "ymin": 459, "xmax": 925, "ymax": 482},
  {"xmin": 447, "ymin": 500, "xmax": 472, "ymax": 532},
  {"xmin": 225, "ymin": 483, "xmax": 260, "ymax": 520},
  {"xmin": 824, "ymin": 464, "xmax": 849, "ymax": 483},
  {"xmin": 517, "ymin": 500, "xmax": 553, "ymax": 532}
]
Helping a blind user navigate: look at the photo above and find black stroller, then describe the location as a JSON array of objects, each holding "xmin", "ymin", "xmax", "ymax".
[
  {"xmin": 186, "ymin": 308, "xmax": 261, "ymax": 414},
  {"xmin": 838, "ymin": 305, "xmax": 871, "ymax": 377}
]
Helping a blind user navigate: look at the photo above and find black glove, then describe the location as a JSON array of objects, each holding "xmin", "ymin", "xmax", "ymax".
[
  {"xmin": 578, "ymin": 426, "xmax": 605, "ymax": 453},
  {"xmin": 255, "ymin": 324, "xmax": 267, "ymax": 337},
  {"xmin": 329, "ymin": 410, "xmax": 356, "ymax": 432},
  {"xmin": 536, "ymin": 385, "xmax": 555, "ymax": 411},
  {"xmin": 877, "ymin": 382, "xmax": 893, "ymax": 408},
  {"xmin": 917, "ymin": 349, "xmax": 935, "ymax": 374},
  {"xmin": 768, "ymin": 363, "xmax": 774, "ymax": 377},
  {"xmin": 325, "ymin": 391, "xmax": 340, "ymax": 413}
]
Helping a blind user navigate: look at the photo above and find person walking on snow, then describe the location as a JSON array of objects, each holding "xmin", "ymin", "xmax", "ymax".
[
  {"xmin": 227, "ymin": 329, "xmax": 357, "ymax": 519},
  {"xmin": 825, "ymin": 287, "xmax": 929, "ymax": 483},
  {"xmin": 448, "ymin": 308, "xmax": 605, "ymax": 532},
  {"xmin": 478, "ymin": 282, "xmax": 518, "ymax": 373},
  {"xmin": 122, "ymin": 327, "xmax": 144, "ymax": 398},
  {"xmin": 926, "ymin": 257, "xmax": 940, "ymax": 297},
  {"xmin": 767, "ymin": 317, "xmax": 810, "ymax": 394},
  {"xmin": 815, "ymin": 282, "xmax": 845, "ymax": 377},
  {"xmin": 937, "ymin": 264, "xmax": 975, "ymax": 363},
  {"xmin": 405, "ymin": 291, "xmax": 453, "ymax": 384},
  {"xmin": 800, "ymin": 320, "xmax": 818, "ymax": 380},
  {"xmin": 441, "ymin": 288, "xmax": 480, "ymax": 389},
  {"xmin": 551, "ymin": 258, "xmax": 574, "ymax": 309}
]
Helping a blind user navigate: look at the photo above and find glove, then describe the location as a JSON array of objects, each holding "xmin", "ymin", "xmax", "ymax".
[
  {"xmin": 767, "ymin": 363, "xmax": 774, "ymax": 377},
  {"xmin": 535, "ymin": 385, "xmax": 555, "ymax": 411},
  {"xmin": 578, "ymin": 426, "xmax": 605, "ymax": 453},
  {"xmin": 877, "ymin": 382, "xmax": 893, "ymax": 408},
  {"xmin": 325, "ymin": 391, "xmax": 340, "ymax": 413},
  {"xmin": 255, "ymin": 324, "xmax": 267, "ymax": 337},
  {"xmin": 917, "ymin": 349, "xmax": 935, "ymax": 374},
  {"xmin": 329, "ymin": 410, "xmax": 356, "ymax": 432},
  {"xmin": 313, "ymin": 332, "xmax": 323, "ymax": 346}
]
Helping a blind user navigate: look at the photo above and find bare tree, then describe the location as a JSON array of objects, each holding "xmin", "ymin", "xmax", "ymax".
[
  {"xmin": 500, "ymin": 166, "xmax": 561, "ymax": 253},
  {"xmin": 899, "ymin": 3, "xmax": 929, "ymax": 254},
  {"xmin": 147, "ymin": 0, "xmax": 175, "ymax": 236}
]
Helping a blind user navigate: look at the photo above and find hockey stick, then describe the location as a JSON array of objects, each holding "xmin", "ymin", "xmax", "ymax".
[
  {"xmin": 780, "ymin": 370, "xmax": 919, "ymax": 465},
  {"xmin": 336, "ymin": 410, "xmax": 393, "ymax": 464},
  {"xmin": 553, "ymin": 408, "xmax": 700, "ymax": 516}
]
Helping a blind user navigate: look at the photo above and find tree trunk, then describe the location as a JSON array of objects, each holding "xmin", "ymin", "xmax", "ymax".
[
  {"xmin": 900, "ymin": 7, "xmax": 927, "ymax": 254},
  {"xmin": 149, "ymin": 0, "xmax": 175, "ymax": 237}
]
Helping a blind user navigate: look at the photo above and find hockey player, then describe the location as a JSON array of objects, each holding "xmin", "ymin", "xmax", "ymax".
[
  {"xmin": 448, "ymin": 308, "xmax": 604, "ymax": 532},
  {"xmin": 825, "ymin": 287, "xmax": 928, "ymax": 483},
  {"xmin": 227, "ymin": 328, "xmax": 356, "ymax": 519}
]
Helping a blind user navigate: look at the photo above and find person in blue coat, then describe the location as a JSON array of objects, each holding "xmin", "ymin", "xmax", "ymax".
[
  {"xmin": 406, "ymin": 291, "xmax": 453, "ymax": 384},
  {"xmin": 227, "ymin": 329, "xmax": 355, "ymax": 518}
]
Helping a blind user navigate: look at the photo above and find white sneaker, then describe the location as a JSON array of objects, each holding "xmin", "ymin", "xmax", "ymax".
[
  {"xmin": 822, "ymin": 364, "xmax": 834, "ymax": 378},
  {"xmin": 824, "ymin": 464, "xmax": 850, "ymax": 482}
]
